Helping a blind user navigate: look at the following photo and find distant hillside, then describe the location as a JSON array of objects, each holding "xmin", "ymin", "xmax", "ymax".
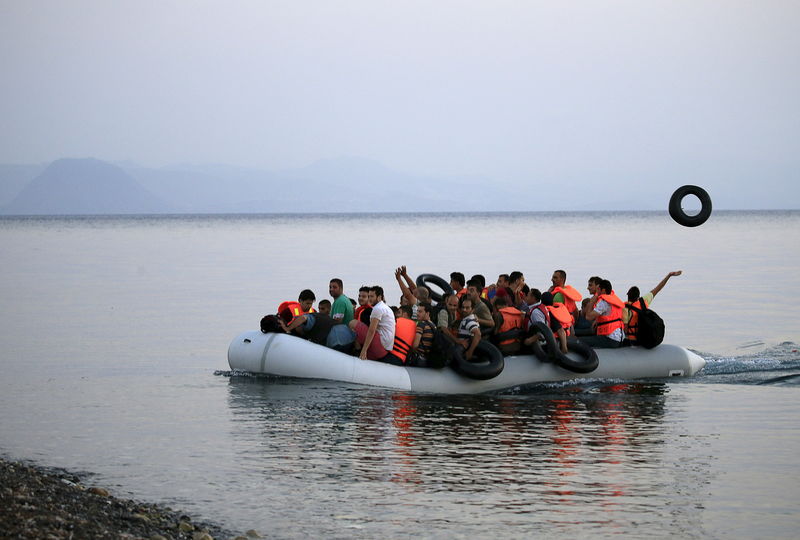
[
  {"xmin": 0, "ymin": 163, "xmax": 46, "ymax": 206},
  {"xmin": 2, "ymin": 158, "xmax": 170, "ymax": 215}
]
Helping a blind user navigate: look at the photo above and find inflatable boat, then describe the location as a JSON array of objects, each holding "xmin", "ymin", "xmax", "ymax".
[{"xmin": 227, "ymin": 331, "xmax": 706, "ymax": 394}]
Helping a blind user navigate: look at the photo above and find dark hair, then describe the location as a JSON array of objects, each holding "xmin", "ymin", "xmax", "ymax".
[
  {"xmin": 470, "ymin": 274, "xmax": 486, "ymax": 289},
  {"xmin": 359, "ymin": 285, "xmax": 370, "ymax": 293},
  {"xmin": 330, "ymin": 278, "xmax": 343, "ymax": 288},
  {"xmin": 541, "ymin": 292, "xmax": 554, "ymax": 306},
  {"xmin": 279, "ymin": 308, "xmax": 294, "ymax": 325},
  {"xmin": 555, "ymin": 269, "xmax": 567, "ymax": 281},
  {"xmin": 599, "ymin": 279, "xmax": 613, "ymax": 294},
  {"xmin": 372, "ymin": 285, "xmax": 384, "ymax": 300},
  {"xmin": 589, "ymin": 276, "xmax": 602, "ymax": 286},
  {"xmin": 494, "ymin": 295, "xmax": 508, "ymax": 308},
  {"xmin": 529, "ymin": 288, "xmax": 542, "ymax": 302},
  {"xmin": 509, "ymin": 271, "xmax": 523, "ymax": 284},
  {"xmin": 260, "ymin": 314, "xmax": 282, "ymax": 334},
  {"xmin": 466, "ymin": 278, "xmax": 481, "ymax": 290},
  {"xmin": 458, "ymin": 295, "xmax": 473, "ymax": 309},
  {"xmin": 359, "ymin": 307, "xmax": 373, "ymax": 324},
  {"xmin": 450, "ymin": 272, "xmax": 465, "ymax": 288},
  {"xmin": 318, "ymin": 299, "xmax": 331, "ymax": 308},
  {"xmin": 399, "ymin": 305, "xmax": 413, "ymax": 318},
  {"xmin": 627, "ymin": 286, "xmax": 640, "ymax": 302},
  {"xmin": 521, "ymin": 284, "xmax": 530, "ymax": 295},
  {"xmin": 418, "ymin": 302, "xmax": 432, "ymax": 314},
  {"xmin": 498, "ymin": 273, "xmax": 510, "ymax": 282},
  {"xmin": 298, "ymin": 289, "xmax": 316, "ymax": 302}
]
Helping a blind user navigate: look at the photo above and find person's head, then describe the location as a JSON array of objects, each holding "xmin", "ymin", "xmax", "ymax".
[
  {"xmin": 358, "ymin": 286, "xmax": 370, "ymax": 306},
  {"xmin": 368, "ymin": 287, "xmax": 378, "ymax": 305},
  {"xmin": 521, "ymin": 284, "xmax": 530, "ymax": 296},
  {"xmin": 445, "ymin": 293, "xmax": 459, "ymax": 313},
  {"xmin": 598, "ymin": 279, "xmax": 613, "ymax": 295},
  {"xmin": 459, "ymin": 295, "xmax": 474, "ymax": 315},
  {"xmin": 497, "ymin": 274, "xmax": 510, "ymax": 289},
  {"xmin": 398, "ymin": 305, "xmax": 413, "ymax": 319},
  {"xmin": 417, "ymin": 302, "xmax": 432, "ymax": 321},
  {"xmin": 415, "ymin": 286, "xmax": 430, "ymax": 302},
  {"xmin": 509, "ymin": 271, "xmax": 524, "ymax": 287},
  {"xmin": 298, "ymin": 289, "xmax": 316, "ymax": 312},
  {"xmin": 470, "ymin": 274, "xmax": 486, "ymax": 289},
  {"xmin": 329, "ymin": 278, "xmax": 343, "ymax": 299},
  {"xmin": 260, "ymin": 314, "xmax": 282, "ymax": 334},
  {"xmin": 527, "ymin": 288, "xmax": 542, "ymax": 304},
  {"xmin": 627, "ymin": 286, "xmax": 641, "ymax": 302},
  {"xmin": 587, "ymin": 276, "xmax": 602, "ymax": 295},
  {"xmin": 494, "ymin": 295, "xmax": 508, "ymax": 309},
  {"xmin": 466, "ymin": 278, "xmax": 482, "ymax": 301},
  {"xmin": 541, "ymin": 291, "xmax": 554, "ymax": 306},
  {"xmin": 551, "ymin": 269, "xmax": 567, "ymax": 288},
  {"xmin": 372, "ymin": 285, "xmax": 385, "ymax": 303},
  {"xmin": 318, "ymin": 299, "xmax": 331, "ymax": 315},
  {"xmin": 450, "ymin": 272, "xmax": 466, "ymax": 290},
  {"xmin": 279, "ymin": 307, "xmax": 295, "ymax": 325}
]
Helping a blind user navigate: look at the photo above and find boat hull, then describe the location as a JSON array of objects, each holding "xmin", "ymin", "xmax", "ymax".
[{"xmin": 227, "ymin": 331, "xmax": 706, "ymax": 394}]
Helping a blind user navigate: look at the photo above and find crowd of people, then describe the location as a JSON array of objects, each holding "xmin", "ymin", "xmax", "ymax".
[{"xmin": 262, "ymin": 267, "xmax": 682, "ymax": 368}]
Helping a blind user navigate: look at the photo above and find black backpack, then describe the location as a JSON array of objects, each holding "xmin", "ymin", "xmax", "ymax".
[{"xmin": 628, "ymin": 298, "xmax": 665, "ymax": 349}]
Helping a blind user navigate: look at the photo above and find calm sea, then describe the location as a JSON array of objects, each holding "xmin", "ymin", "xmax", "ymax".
[{"xmin": 1, "ymin": 211, "xmax": 799, "ymax": 538}]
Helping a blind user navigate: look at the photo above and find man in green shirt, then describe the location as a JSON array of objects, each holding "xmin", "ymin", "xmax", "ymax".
[{"xmin": 329, "ymin": 278, "xmax": 354, "ymax": 325}]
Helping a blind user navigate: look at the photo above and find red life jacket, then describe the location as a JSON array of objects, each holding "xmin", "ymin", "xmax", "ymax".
[
  {"xmin": 354, "ymin": 304, "xmax": 373, "ymax": 323},
  {"xmin": 546, "ymin": 302, "xmax": 574, "ymax": 336},
  {"xmin": 527, "ymin": 303, "xmax": 550, "ymax": 330},
  {"xmin": 391, "ymin": 318, "xmax": 418, "ymax": 364},
  {"xmin": 624, "ymin": 297, "xmax": 649, "ymax": 341},
  {"xmin": 595, "ymin": 292, "xmax": 625, "ymax": 336},
  {"xmin": 277, "ymin": 301, "xmax": 303, "ymax": 323},
  {"xmin": 551, "ymin": 285, "xmax": 582, "ymax": 314},
  {"xmin": 497, "ymin": 306, "xmax": 524, "ymax": 346}
]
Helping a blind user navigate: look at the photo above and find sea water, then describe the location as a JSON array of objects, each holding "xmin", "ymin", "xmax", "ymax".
[{"xmin": 0, "ymin": 211, "xmax": 799, "ymax": 538}]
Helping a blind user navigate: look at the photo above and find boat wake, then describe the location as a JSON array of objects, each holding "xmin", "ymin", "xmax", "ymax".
[{"xmin": 691, "ymin": 341, "xmax": 800, "ymax": 386}]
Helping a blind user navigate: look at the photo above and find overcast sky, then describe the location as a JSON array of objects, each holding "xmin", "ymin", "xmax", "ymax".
[{"xmin": 1, "ymin": 1, "xmax": 798, "ymax": 208}]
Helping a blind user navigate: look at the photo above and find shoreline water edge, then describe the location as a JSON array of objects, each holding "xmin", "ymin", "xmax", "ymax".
[{"xmin": 0, "ymin": 457, "xmax": 258, "ymax": 540}]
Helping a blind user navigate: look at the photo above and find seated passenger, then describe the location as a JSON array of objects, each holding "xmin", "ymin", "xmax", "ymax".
[
  {"xmin": 580, "ymin": 279, "xmax": 625, "ymax": 349},
  {"xmin": 450, "ymin": 272, "xmax": 467, "ymax": 298},
  {"xmin": 354, "ymin": 285, "xmax": 372, "ymax": 322},
  {"xmin": 298, "ymin": 289, "xmax": 317, "ymax": 313},
  {"xmin": 436, "ymin": 292, "xmax": 460, "ymax": 339},
  {"xmin": 411, "ymin": 302, "xmax": 436, "ymax": 365},
  {"xmin": 329, "ymin": 278, "xmax": 354, "ymax": 324},
  {"xmin": 455, "ymin": 295, "xmax": 482, "ymax": 361},
  {"xmin": 574, "ymin": 276, "xmax": 602, "ymax": 336},
  {"xmin": 349, "ymin": 286, "xmax": 397, "ymax": 363},
  {"xmin": 317, "ymin": 299, "xmax": 331, "ymax": 315},
  {"xmin": 492, "ymin": 295, "xmax": 524, "ymax": 355},
  {"xmin": 466, "ymin": 278, "xmax": 495, "ymax": 333},
  {"xmin": 549, "ymin": 269, "xmax": 582, "ymax": 320},
  {"xmin": 523, "ymin": 291, "xmax": 570, "ymax": 354},
  {"xmin": 508, "ymin": 271, "xmax": 526, "ymax": 304},
  {"xmin": 624, "ymin": 271, "xmax": 682, "ymax": 344}
]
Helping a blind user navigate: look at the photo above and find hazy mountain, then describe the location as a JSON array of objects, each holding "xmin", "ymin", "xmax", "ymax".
[
  {"xmin": 2, "ymin": 158, "xmax": 170, "ymax": 215},
  {"xmin": 0, "ymin": 163, "xmax": 46, "ymax": 207}
]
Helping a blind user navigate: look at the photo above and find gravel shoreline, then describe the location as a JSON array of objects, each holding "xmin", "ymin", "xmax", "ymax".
[{"xmin": 0, "ymin": 457, "xmax": 260, "ymax": 540}]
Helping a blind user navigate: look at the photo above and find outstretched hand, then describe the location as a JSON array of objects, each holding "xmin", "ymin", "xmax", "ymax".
[{"xmin": 668, "ymin": 270, "xmax": 683, "ymax": 277}]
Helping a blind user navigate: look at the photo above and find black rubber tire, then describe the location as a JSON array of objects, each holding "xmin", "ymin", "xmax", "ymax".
[
  {"xmin": 553, "ymin": 340, "xmax": 599, "ymax": 374},
  {"xmin": 452, "ymin": 340, "xmax": 505, "ymax": 380},
  {"xmin": 415, "ymin": 273, "xmax": 454, "ymax": 303},
  {"xmin": 669, "ymin": 185, "xmax": 712, "ymax": 227},
  {"xmin": 528, "ymin": 321, "xmax": 558, "ymax": 363}
]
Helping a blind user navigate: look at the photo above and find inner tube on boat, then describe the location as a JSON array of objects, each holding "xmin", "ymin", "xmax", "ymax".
[
  {"xmin": 527, "ymin": 322, "xmax": 599, "ymax": 374},
  {"xmin": 669, "ymin": 185, "xmax": 712, "ymax": 227},
  {"xmin": 452, "ymin": 340, "xmax": 505, "ymax": 380},
  {"xmin": 416, "ymin": 273, "xmax": 454, "ymax": 303}
]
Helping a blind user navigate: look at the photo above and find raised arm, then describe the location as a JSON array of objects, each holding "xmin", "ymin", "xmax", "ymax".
[
  {"xmin": 395, "ymin": 267, "xmax": 417, "ymax": 306},
  {"xmin": 651, "ymin": 270, "xmax": 682, "ymax": 298}
]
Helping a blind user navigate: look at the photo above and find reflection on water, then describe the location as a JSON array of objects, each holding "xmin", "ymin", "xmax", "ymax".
[{"xmin": 224, "ymin": 378, "xmax": 711, "ymax": 538}]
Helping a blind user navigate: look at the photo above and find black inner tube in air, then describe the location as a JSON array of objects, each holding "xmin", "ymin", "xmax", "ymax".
[
  {"xmin": 415, "ymin": 273, "xmax": 454, "ymax": 303},
  {"xmin": 452, "ymin": 340, "xmax": 505, "ymax": 380},
  {"xmin": 669, "ymin": 185, "xmax": 712, "ymax": 227}
]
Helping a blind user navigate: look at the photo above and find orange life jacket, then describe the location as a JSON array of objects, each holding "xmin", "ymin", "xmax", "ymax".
[
  {"xmin": 354, "ymin": 304, "xmax": 372, "ymax": 322},
  {"xmin": 595, "ymin": 291, "xmax": 625, "ymax": 336},
  {"xmin": 277, "ymin": 301, "xmax": 303, "ymax": 323},
  {"xmin": 546, "ymin": 302, "xmax": 574, "ymax": 336},
  {"xmin": 551, "ymin": 285, "xmax": 582, "ymax": 314},
  {"xmin": 496, "ymin": 306, "xmax": 524, "ymax": 346},
  {"xmin": 391, "ymin": 318, "xmax": 418, "ymax": 364},
  {"xmin": 624, "ymin": 297, "xmax": 649, "ymax": 341}
]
